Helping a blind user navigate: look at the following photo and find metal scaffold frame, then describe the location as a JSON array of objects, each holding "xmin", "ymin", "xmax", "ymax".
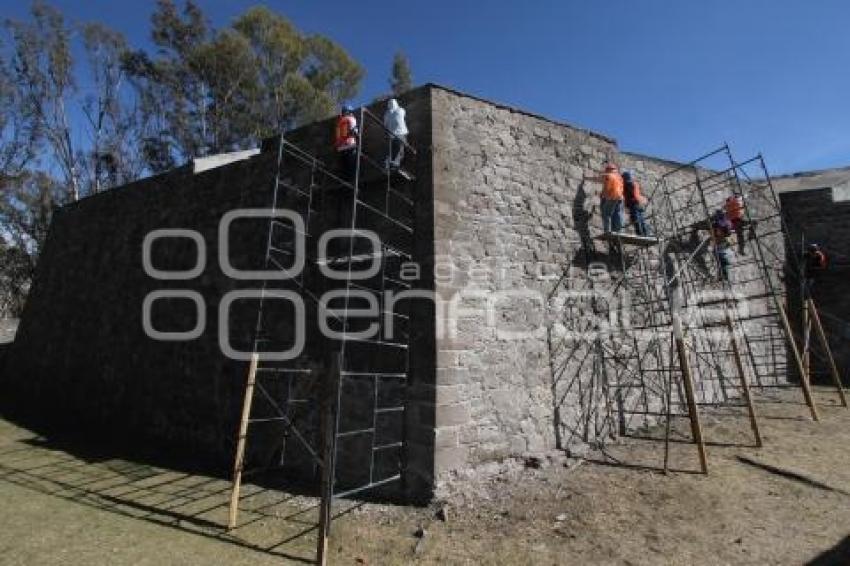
[
  {"xmin": 547, "ymin": 143, "xmax": 847, "ymax": 474},
  {"xmin": 225, "ymin": 106, "xmax": 418, "ymax": 565}
]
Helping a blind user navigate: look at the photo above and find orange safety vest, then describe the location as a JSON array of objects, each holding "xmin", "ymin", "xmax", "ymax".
[
  {"xmin": 725, "ymin": 195, "xmax": 744, "ymax": 221},
  {"xmin": 602, "ymin": 172, "xmax": 624, "ymax": 200},
  {"xmin": 335, "ymin": 115, "xmax": 357, "ymax": 151},
  {"xmin": 624, "ymin": 180, "xmax": 643, "ymax": 205}
]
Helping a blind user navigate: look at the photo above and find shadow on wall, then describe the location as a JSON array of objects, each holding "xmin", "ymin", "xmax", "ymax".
[
  {"xmin": 572, "ymin": 179, "xmax": 619, "ymax": 267},
  {"xmin": 572, "ymin": 179, "xmax": 594, "ymax": 265},
  {"xmin": 805, "ymin": 536, "xmax": 850, "ymax": 566}
]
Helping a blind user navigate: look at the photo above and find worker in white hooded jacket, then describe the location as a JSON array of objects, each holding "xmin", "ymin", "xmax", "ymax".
[{"xmin": 383, "ymin": 98, "xmax": 409, "ymax": 169}]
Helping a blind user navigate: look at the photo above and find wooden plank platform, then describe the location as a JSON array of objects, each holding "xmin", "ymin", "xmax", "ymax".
[{"xmin": 594, "ymin": 232, "xmax": 661, "ymax": 247}]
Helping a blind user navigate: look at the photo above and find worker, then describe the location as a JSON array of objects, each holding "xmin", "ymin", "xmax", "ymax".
[
  {"xmin": 383, "ymin": 98, "xmax": 409, "ymax": 170},
  {"xmin": 622, "ymin": 171, "xmax": 649, "ymax": 236},
  {"xmin": 585, "ymin": 163, "xmax": 624, "ymax": 234},
  {"xmin": 711, "ymin": 209, "xmax": 734, "ymax": 282},
  {"xmin": 335, "ymin": 105, "xmax": 359, "ymax": 181},
  {"xmin": 803, "ymin": 243, "xmax": 828, "ymax": 293},
  {"xmin": 724, "ymin": 194, "xmax": 746, "ymax": 254}
]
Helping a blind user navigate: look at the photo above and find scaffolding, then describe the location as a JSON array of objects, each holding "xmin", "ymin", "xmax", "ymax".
[
  {"xmin": 222, "ymin": 123, "xmax": 848, "ymax": 561},
  {"xmin": 225, "ymin": 107, "xmax": 418, "ymax": 564},
  {"xmin": 547, "ymin": 144, "xmax": 847, "ymax": 473}
]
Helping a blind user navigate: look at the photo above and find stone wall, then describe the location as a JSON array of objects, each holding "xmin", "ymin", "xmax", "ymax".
[
  {"xmin": 0, "ymin": 157, "xmax": 277, "ymax": 466},
  {"xmin": 428, "ymin": 87, "xmax": 621, "ymax": 486},
  {"xmin": 0, "ymin": 83, "xmax": 793, "ymax": 500},
  {"xmin": 780, "ymin": 186, "xmax": 850, "ymax": 383},
  {"xmin": 420, "ymin": 94, "xmax": 789, "ymax": 488},
  {"xmin": 0, "ymin": 87, "xmax": 436, "ymax": 500}
]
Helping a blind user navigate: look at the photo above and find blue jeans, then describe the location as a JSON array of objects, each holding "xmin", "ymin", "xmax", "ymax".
[
  {"xmin": 601, "ymin": 199, "xmax": 624, "ymax": 233},
  {"xmin": 715, "ymin": 247, "xmax": 733, "ymax": 281},
  {"xmin": 628, "ymin": 203, "xmax": 648, "ymax": 236}
]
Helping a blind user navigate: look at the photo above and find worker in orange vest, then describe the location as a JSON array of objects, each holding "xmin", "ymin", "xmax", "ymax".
[
  {"xmin": 724, "ymin": 194, "xmax": 746, "ymax": 254},
  {"xmin": 622, "ymin": 171, "xmax": 649, "ymax": 236},
  {"xmin": 335, "ymin": 105, "xmax": 359, "ymax": 181},
  {"xmin": 594, "ymin": 163, "xmax": 624, "ymax": 233}
]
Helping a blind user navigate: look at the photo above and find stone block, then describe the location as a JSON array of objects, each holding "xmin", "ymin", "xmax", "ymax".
[
  {"xmin": 435, "ymin": 402, "xmax": 471, "ymax": 427},
  {"xmin": 436, "ymin": 367, "xmax": 470, "ymax": 385},
  {"xmin": 434, "ymin": 426, "xmax": 460, "ymax": 449},
  {"xmin": 434, "ymin": 445, "xmax": 469, "ymax": 474}
]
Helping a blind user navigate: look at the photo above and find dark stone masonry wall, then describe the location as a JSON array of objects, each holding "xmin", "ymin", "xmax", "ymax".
[
  {"xmin": 0, "ymin": 155, "xmax": 278, "ymax": 466},
  {"xmin": 781, "ymin": 186, "xmax": 850, "ymax": 384},
  {"xmin": 0, "ymin": 86, "xmax": 437, "ymax": 497}
]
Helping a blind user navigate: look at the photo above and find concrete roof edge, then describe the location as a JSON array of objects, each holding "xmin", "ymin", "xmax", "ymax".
[
  {"xmin": 191, "ymin": 148, "xmax": 261, "ymax": 174},
  {"xmin": 423, "ymin": 83, "xmax": 618, "ymax": 145},
  {"xmin": 770, "ymin": 163, "xmax": 850, "ymax": 180}
]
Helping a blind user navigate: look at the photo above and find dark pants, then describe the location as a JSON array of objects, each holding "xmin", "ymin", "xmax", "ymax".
[
  {"xmin": 730, "ymin": 218, "xmax": 746, "ymax": 254},
  {"xmin": 337, "ymin": 147, "xmax": 357, "ymax": 183},
  {"xmin": 716, "ymin": 247, "xmax": 732, "ymax": 281},
  {"xmin": 627, "ymin": 203, "xmax": 648, "ymax": 236}
]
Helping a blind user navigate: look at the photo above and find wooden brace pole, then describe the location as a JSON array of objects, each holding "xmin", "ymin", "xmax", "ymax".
[
  {"xmin": 802, "ymin": 300, "xmax": 812, "ymax": 383},
  {"xmin": 316, "ymin": 353, "xmax": 340, "ymax": 566},
  {"xmin": 807, "ymin": 299, "xmax": 848, "ymax": 408},
  {"xmin": 725, "ymin": 310, "xmax": 763, "ymax": 447},
  {"xmin": 673, "ymin": 315, "xmax": 708, "ymax": 474},
  {"xmin": 228, "ymin": 352, "xmax": 259, "ymax": 530},
  {"xmin": 776, "ymin": 302, "xmax": 819, "ymax": 421}
]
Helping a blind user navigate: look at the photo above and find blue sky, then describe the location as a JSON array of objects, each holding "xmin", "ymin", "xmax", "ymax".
[{"xmin": 4, "ymin": 0, "xmax": 849, "ymax": 174}]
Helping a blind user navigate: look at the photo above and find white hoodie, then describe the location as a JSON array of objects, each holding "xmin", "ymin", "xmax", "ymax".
[{"xmin": 383, "ymin": 98, "xmax": 408, "ymax": 137}]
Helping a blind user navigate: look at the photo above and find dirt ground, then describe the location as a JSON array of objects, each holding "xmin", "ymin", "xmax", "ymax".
[{"xmin": 0, "ymin": 386, "xmax": 849, "ymax": 566}]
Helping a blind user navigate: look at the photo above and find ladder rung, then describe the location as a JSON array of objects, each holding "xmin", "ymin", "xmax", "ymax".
[
  {"xmin": 341, "ymin": 337, "xmax": 409, "ymax": 349},
  {"xmin": 341, "ymin": 371, "xmax": 408, "ymax": 379},
  {"xmin": 269, "ymin": 245, "xmax": 294, "ymax": 256},
  {"xmin": 333, "ymin": 474, "xmax": 401, "ymax": 500},
  {"xmin": 375, "ymin": 406, "xmax": 405, "ymax": 414},
  {"xmin": 249, "ymin": 417, "xmax": 291, "ymax": 424},
  {"xmin": 338, "ymin": 428, "xmax": 373, "ymax": 438}
]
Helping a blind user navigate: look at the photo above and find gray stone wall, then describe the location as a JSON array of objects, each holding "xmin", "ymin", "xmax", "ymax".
[
  {"xmin": 420, "ymin": 96, "xmax": 789, "ymax": 488},
  {"xmin": 428, "ymin": 87, "xmax": 621, "ymax": 485}
]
